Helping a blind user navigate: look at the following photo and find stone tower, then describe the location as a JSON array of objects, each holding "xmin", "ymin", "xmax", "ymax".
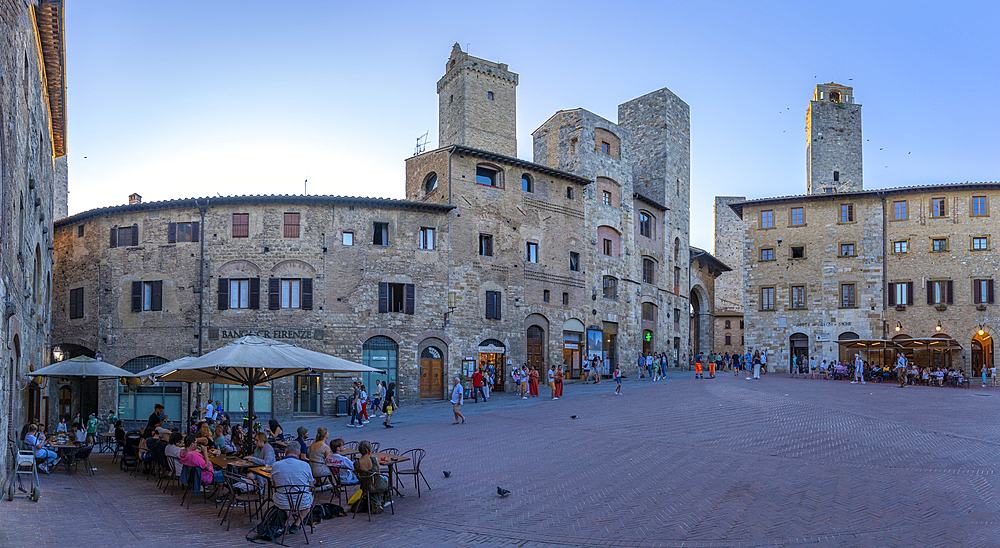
[
  {"xmin": 806, "ymin": 83, "xmax": 862, "ymax": 195},
  {"xmin": 437, "ymin": 43, "xmax": 518, "ymax": 157},
  {"xmin": 713, "ymin": 196, "xmax": 745, "ymax": 311}
]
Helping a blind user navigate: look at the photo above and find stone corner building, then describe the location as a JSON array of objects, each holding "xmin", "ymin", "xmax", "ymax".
[
  {"xmin": 720, "ymin": 83, "xmax": 997, "ymax": 376},
  {"xmin": 1, "ymin": 0, "xmax": 67, "ymax": 479},
  {"xmin": 50, "ymin": 44, "xmax": 724, "ymax": 424}
]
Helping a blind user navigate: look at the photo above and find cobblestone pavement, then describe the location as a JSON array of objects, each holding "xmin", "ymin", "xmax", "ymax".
[{"xmin": 3, "ymin": 372, "xmax": 999, "ymax": 547}]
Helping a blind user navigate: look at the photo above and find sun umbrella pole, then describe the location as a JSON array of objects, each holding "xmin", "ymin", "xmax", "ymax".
[{"xmin": 246, "ymin": 381, "xmax": 256, "ymax": 431}]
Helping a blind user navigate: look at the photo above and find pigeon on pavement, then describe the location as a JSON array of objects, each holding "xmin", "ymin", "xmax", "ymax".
[
  {"xmin": 570, "ymin": 415, "xmax": 578, "ymax": 419},
  {"xmin": 443, "ymin": 471, "xmax": 452, "ymax": 478},
  {"xmin": 497, "ymin": 486, "xmax": 511, "ymax": 497}
]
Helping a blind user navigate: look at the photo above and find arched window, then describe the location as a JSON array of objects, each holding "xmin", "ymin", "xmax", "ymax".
[
  {"xmin": 598, "ymin": 226, "xmax": 620, "ymax": 258},
  {"xmin": 602, "ymin": 276, "xmax": 618, "ymax": 299},
  {"xmin": 421, "ymin": 346, "xmax": 442, "ymax": 360},
  {"xmin": 521, "ymin": 174, "xmax": 533, "ymax": 193},
  {"xmin": 638, "ymin": 211, "xmax": 655, "ymax": 239},
  {"xmin": 363, "ymin": 336, "xmax": 398, "ymax": 388},
  {"xmin": 476, "ymin": 164, "xmax": 502, "ymax": 187},
  {"xmin": 424, "ymin": 172, "xmax": 438, "ymax": 193}
]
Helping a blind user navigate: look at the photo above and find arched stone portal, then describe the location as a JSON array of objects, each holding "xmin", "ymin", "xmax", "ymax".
[{"xmin": 690, "ymin": 285, "xmax": 712, "ymax": 359}]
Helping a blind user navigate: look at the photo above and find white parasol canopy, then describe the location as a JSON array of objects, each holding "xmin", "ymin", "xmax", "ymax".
[{"xmin": 28, "ymin": 355, "xmax": 137, "ymax": 378}]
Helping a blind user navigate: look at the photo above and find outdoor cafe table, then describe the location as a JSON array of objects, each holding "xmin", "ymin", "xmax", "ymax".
[
  {"xmin": 209, "ymin": 455, "xmax": 253, "ymax": 471},
  {"xmin": 97, "ymin": 433, "xmax": 115, "ymax": 453},
  {"xmin": 48, "ymin": 441, "xmax": 78, "ymax": 474},
  {"xmin": 365, "ymin": 452, "xmax": 410, "ymax": 498},
  {"xmin": 249, "ymin": 465, "xmax": 274, "ymax": 507}
]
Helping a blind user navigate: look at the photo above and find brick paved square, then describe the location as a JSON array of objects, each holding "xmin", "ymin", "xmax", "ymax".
[{"xmin": 3, "ymin": 374, "xmax": 998, "ymax": 547}]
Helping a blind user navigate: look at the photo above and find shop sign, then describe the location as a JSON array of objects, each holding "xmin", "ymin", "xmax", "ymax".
[
  {"xmin": 209, "ymin": 327, "xmax": 323, "ymax": 341},
  {"xmin": 478, "ymin": 344, "xmax": 505, "ymax": 354}
]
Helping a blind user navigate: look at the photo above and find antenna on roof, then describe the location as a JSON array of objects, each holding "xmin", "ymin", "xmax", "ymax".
[
  {"xmin": 414, "ymin": 132, "xmax": 429, "ymax": 156},
  {"xmin": 304, "ymin": 179, "xmax": 308, "ymax": 195}
]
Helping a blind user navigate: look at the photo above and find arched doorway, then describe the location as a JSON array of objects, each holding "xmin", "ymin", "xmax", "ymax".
[
  {"xmin": 690, "ymin": 285, "xmax": 711, "ymax": 359},
  {"xmin": 362, "ymin": 336, "xmax": 398, "ymax": 393},
  {"xmin": 420, "ymin": 346, "xmax": 444, "ymax": 399},
  {"xmin": 478, "ymin": 339, "xmax": 506, "ymax": 392},
  {"xmin": 971, "ymin": 330, "xmax": 993, "ymax": 379},
  {"xmin": 790, "ymin": 333, "xmax": 809, "ymax": 373},
  {"xmin": 527, "ymin": 325, "xmax": 545, "ymax": 374},
  {"xmin": 839, "ymin": 331, "xmax": 860, "ymax": 364}
]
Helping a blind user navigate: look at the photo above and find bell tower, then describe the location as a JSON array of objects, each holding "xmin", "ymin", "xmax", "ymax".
[
  {"xmin": 806, "ymin": 83, "xmax": 862, "ymax": 195},
  {"xmin": 437, "ymin": 43, "xmax": 518, "ymax": 157}
]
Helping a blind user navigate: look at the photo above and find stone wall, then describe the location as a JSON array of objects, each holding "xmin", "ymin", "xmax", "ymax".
[
  {"xmin": 0, "ymin": 0, "xmax": 63, "ymax": 481},
  {"xmin": 714, "ymin": 196, "xmax": 746, "ymax": 311},
  {"xmin": 713, "ymin": 312, "xmax": 744, "ymax": 356}
]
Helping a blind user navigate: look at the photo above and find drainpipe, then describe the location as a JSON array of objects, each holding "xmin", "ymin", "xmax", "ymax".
[
  {"xmin": 880, "ymin": 192, "xmax": 887, "ymax": 340},
  {"xmin": 195, "ymin": 199, "xmax": 208, "ymax": 415}
]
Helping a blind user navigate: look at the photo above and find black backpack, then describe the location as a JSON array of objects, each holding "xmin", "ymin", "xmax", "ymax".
[{"xmin": 246, "ymin": 506, "xmax": 287, "ymax": 542}]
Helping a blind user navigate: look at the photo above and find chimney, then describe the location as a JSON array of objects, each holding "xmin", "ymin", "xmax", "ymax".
[{"xmin": 129, "ymin": 193, "xmax": 142, "ymax": 205}]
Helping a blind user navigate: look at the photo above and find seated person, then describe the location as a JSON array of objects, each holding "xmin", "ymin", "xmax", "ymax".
[
  {"xmin": 179, "ymin": 434, "xmax": 224, "ymax": 486},
  {"xmin": 308, "ymin": 427, "xmax": 333, "ymax": 486},
  {"xmin": 213, "ymin": 425, "xmax": 228, "ymax": 454},
  {"xmin": 247, "ymin": 432, "xmax": 276, "ymax": 467},
  {"xmin": 293, "ymin": 426, "xmax": 310, "ymax": 458},
  {"xmin": 71, "ymin": 423, "xmax": 87, "ymax": 444},
  {"xmin": 164, "ymin": 432, "xmax": 185, "ymax": 476},
  {"xmin": 114, "ymin": 420, "xmax": 126, "ymax": 445},
  {"xmin": 271, "ymin": 446, "xmax": 314, "ymax": 534},
  {"xmin": 266, "ymin": 419, "xmax": 283, "ymax": 441},
  {"xmin": 196, "ymin": 422, "xmax": 212, "ymax": 446},
  {"xmin": 326, "ymin": 438, "xmax": 358, "ymax": 484},
  {"xmin": 230, "ymin": 425, "xmax": 245, "ymax": 453},
  {"xmin": 354, "ymin": 441, "xmax": 386, "ymax": 511},
  {"xmin": 24, "ymin": 424, "xmax": 59, "ymax": 473}
]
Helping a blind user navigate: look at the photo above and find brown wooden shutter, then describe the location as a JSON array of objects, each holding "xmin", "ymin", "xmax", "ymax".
[
  {"xmin": 485, "ymin": 291, "xmax": 495, "ymax": 319},
  {"xmin": 110, "ymin": 226, "xmax": 118, "ymax": 248},
  {"xmin": 268, "ymin": 278, "xmax": 280, "ymax": 310},
  {"xmin": 131, "ymin": 281, "xmax": 142, "ymax": 312},
  {"xmin": 168, "ymin": 222, "xmax": 177, "ymax": 243},
  {"xmin": 946, "ymin": 280, "xmax": 954, "ymax": 304},
  {"xmin": 974, "ymin": 279, "xmax": 982, "ymax": 304},
  {"xmin": 249, "ymin": 278, "xmax": 260, "ymax": 309},
  {"xmin": 151, "ymin": 281, "xmax": 163, "ymax": 311},
  {"xmin": 404, "ymin": 283, "xmax": 414, "ymax": 315},
  {"xmin": 927, "ymin": 281, "xmax": 934, "ymax": 305},
  {"xmin": 218, "ymin": 278, "xmax": 229, "ymax": 310},
  {"xmin": 495, "ymin": 291, "xmax": 502, "ymax": 320},
  {"xmin": 888, "ymin": 283, "xmax": 896, "ymax": 306},
  {"xmin": 906, "ymin": 282, "xmax": 914, "ymax": 305},
  {"xmin": 131, "ymin": 224, "xmax": 138, "ymax": 246},
  {"xmin": 989, "ymin": 279, "xmax": 995, "ymax": 304},
  {"xmin": 378, "ymin": 282, "xmax": 388, "ymax": 313},
  {"xmin": 301, "ymin": 278, "xmax": 313, "ymax": 310},
  {"xmin": 191, "ymin": 221, "xmax": 200, "ymax": 243}
]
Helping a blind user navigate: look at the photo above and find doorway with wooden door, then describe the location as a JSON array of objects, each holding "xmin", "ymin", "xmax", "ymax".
[
  {"xmin": 59, "ymin": 385, "xmax": 72, "ymax": 421},
  {"xmin": 527, "ymin": 325, "xmax": 545, "ymax": 376},
  {"xmin": 420, "ymin": 346, "xmax": 443, "ymax": 399}
]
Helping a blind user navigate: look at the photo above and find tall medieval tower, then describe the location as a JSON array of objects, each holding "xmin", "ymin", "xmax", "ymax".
[
  {"xmin": 806, "ymin": 83, "xmax": 862, "ymax": 195},
  {"xmin": 437, "ymin": 43, "xmax": 518, "ymax": 157}
]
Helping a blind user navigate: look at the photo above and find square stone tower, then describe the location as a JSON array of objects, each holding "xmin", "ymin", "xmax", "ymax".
[
  {"xmin": 713, "ymin": 196, "xmax": 746, "ymax": 311},
  {"xmin": 437, "ymin": 43, "xmax": 518, "ymax": 157},
  {"xmin": 806, "ymin": 83, "xmax": 862, "ymax": 195}
]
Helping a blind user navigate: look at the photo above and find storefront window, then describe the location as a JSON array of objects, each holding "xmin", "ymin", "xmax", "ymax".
[
  {"xmin": 118, "ymin": 356, "xmax": 181, "ymax": 424},
  {"xmin": 363, "ymin": 336, "xmax": 398, "ymax": 393}
]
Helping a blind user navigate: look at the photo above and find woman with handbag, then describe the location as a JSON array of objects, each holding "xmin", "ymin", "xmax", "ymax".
[{"xmin": 354, "ymin": 441, "xmax": 388, "ymax": 512}]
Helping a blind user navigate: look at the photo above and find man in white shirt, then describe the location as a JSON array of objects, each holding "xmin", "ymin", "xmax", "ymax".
[
  {"xmin": 852, "ymin": 354, "xmax": 865, "ymax": 384},
  {"xmin": 204, "ymin": 401, "xmax": 214, "ymax": 421},
  {"xmin": 896, "ymin": 352, "xmax": 908, "ymax": 388},
  {"xmin": 450, "ymin": 376, "xmax": 465, "ymax": 424}
]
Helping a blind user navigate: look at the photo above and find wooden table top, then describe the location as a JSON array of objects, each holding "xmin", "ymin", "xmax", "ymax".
[
  {"xmin": 369, "ymin": 452, "xmax": 409, "ymax": 465},
  {"xmin": 99, "ymin": 432, "xmax": 115, "ymax": 437},
  {"xmin": 49, "ymin": 442, "xmax": 78, "ymax": 449},
  {"xmin": 209, "ymin": 455, "xmax": 252, "ymax": 469},
  {"xmin": 249, "ymin": 465, "xmax": 272, "ymax": 480}
]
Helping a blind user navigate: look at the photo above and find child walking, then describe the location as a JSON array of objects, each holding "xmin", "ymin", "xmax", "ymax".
[{"xmin": 614, "ymin": 365, "xmax": 622, "ymax": 395}]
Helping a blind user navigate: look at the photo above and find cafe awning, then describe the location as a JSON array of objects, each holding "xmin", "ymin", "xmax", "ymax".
[
  {"xmin": 891, "ymin": 337, "xmax": 963, "ymax": 350},
  {"xmin": 835, "ymin": 339, "xmax": 901, "ymax": 350}
]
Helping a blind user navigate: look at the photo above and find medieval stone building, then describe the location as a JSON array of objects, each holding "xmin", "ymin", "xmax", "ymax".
[
  {"xmin": 49, "ymin": 44, "xmax": 717, "ymax": 424},
  {"xmin": 721, "ymin": 84, "xmax": 997, "ymax": 376},
  {"xmin": 1, "ymin": 0, "xmax": 67, "ymax": 477}
]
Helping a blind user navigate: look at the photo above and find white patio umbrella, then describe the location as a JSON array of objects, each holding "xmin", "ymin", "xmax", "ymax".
[
  {"xmin": 158, "ymin": 335, "xmax": 383, "ymax": 422},
  {"xmin": 28, "ymin": 355, "xmax": 137, "ymax": 379}
]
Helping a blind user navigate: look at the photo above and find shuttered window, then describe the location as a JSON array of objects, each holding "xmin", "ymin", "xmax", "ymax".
[
  {"xmin": 888, "ymin": 282, "xmax": 914, "ymax": 306},
  {"xmin": 69, "ymin": 288, "xmax": 84, "ymax": 319},
  {"xmin": 926, "ymin": 280, "xmax": 953, "ymax": 305},
  {"xmin": 284, "ymin": 213, "xmax": 300, "ymax": 238},
  {"xmin": 377, "ymin": 282, "xmax": 414, "ymax": 314},
  {"xmin": 973, "ymin": 279, "xmax": 994, "ymax": 304},
  {"xmin": 485, "ymin": 290, "xmax": 502, "ymax": 320},
  {"xmin": 232, "ymin": 214, "xmax": 249, "ymax": 238},
  {"xmin": 268, "ymin": 277, "xmax": 312, "ymax": 310},
  {"xmin": 110, "ymin": 224, "xmax": 139, "ymax": 247},
  {"xmin": 218, "ymin": 278, "xmax": 260, "ymax": 310},
  {"xmin": 132, "ymin": 281, "xmax": 162, "ymax": 312},
  {"xmin": 167, "ymin": 222, "xmax": 199, "ymax": 243}
]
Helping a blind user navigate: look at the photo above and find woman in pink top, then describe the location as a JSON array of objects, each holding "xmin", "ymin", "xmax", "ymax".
[{"xmin": 180, "ymin": 434, "xmax": 224, "ymax": 484}]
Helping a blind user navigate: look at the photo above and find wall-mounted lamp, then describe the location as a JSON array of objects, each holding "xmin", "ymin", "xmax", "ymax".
[
  {"xmin": 977, "ymin": 324, "xmax": 986, "ymax": 336},
  {"xmin": 935, "ymin": 323, "xmax": 942, "ymax": 332},
  {"xmin": 895, "ymin": 322, "xmax": 902, "ymax": 332}
]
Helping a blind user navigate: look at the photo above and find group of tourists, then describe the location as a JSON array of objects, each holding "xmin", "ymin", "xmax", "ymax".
[
  {"xmin": 510, "ymin": 363, "xmax": 564, "ymax": 400},
  {"xmin": 348, "ymin": 380, "xmax": 398, "ymax": 429},
  {"xmin": 635, "ymin": 352, "xmax": 669, "ymax": 381}
]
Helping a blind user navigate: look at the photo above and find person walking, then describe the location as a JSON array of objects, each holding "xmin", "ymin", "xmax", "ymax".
[
  {"xmin": 548, "ymin": 365, "xmax": 557, "ymax": 399},
  {"xmin": 382, "ymin": 382, "xmax": 397, "ymax": 428},
  {"xmin": 472, "ymin": 368, "xmax": 487, "ymax": 402},
  {"xmin": 359, "ymin": 384, "xmax": 370, "ymax": 423},
  {"xmin": 450, "ymin": 376, "xmax": 465, "ymax": 424},
  {"xmin": 708, "ymin": 353, "xmax": 716, "ymax": 379},
  {"xmin": 637, "ymin": 353, "xmax": 645, "ymax": 382},
  {"xmin": 348, "ymin": 382, "xmax": 364, "ymax": 428},
  {"xmin": 614, "ymin": 364, "xmax": 622, "ymax": 395},
  {"xmin": 646, "ymin": 353, "xmax": 654, "ymax": 380},
  {"xmin": 851, "ymin": 353, "xmax": 866, "ymax": 384},
  {"xmin": 790, "ymin": 355, "xmax": 798, "ymax": 378},
  {"xmin": 485, "ymin": 368, "xmax": 493, "ymax": 398},
  {"xmin": 896, "ymin": 352, "xmax": 908, "ymax": 388},
  {"xmin": 694, "ymin": 353, "xmax": 703, "ymax": 379},
  {"xmin": 511, "ymin": 366, "xmax": 522, "ymax": 398}
]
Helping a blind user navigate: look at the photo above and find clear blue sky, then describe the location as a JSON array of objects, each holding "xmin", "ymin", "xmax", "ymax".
[{"xmin": 64, "ymin": 1, "xmax": 1000, "ymax": 251}]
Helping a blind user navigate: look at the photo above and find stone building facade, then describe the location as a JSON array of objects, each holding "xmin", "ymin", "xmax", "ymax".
[
  {"xmin": 726, "ymin": 83, "xmax": 996, "ymax": 376},
  {"xmin": 49, "ymin": 44, "xmax": 719, "ymax": 423},
  {"xmin": 1, "ymin": 0, "xmax": 67, "ymax": 480}
]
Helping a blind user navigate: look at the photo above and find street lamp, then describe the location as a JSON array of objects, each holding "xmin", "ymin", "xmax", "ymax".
[
  {"xmin": 935, "ymin": 323, "xmax": 942, "ymax": 332},
  {"xmin": 895, "ymin": 322, "xmax": 902, "ymax": 332},
  {"xmin": 52, "ymin": 345, "xmax": 64, "ymax": 362}
]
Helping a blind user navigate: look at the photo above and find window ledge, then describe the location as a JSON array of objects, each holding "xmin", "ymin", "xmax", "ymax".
[
  {"xmin": 838, "ymin": 306, "xmax": 858, "ymax": 310},
  {"xmin": 788, "ymin": 224, "xmax": 808, "ymax": 228},
  {"xmin": 934, "ymin": 305, "xmax": 948, "ymax": 311},
  {"xmin": 895, "ymin": 305, "xmax": 907, "ymax": 311},
  {"xmin": 976, "ymin": 304, "xmax": 987, "ymax": 311},
  {"xmin": 837, "ymin": 221, "xmax": 857, "ymax": 225}
]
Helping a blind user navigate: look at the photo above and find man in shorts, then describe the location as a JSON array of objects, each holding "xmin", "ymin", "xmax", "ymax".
[{"xmin": 450, "ymin": 376, "xmax": 465, "ymax": 424}]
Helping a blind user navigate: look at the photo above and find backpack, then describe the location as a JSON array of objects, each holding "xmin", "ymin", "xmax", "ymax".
[{"xmin": 246, "ymin": 506, "xmax": 287, "ymax": 542}]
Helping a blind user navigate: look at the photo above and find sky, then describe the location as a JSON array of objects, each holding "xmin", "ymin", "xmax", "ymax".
[{"xmin": 63, "ymin": 1, "xmax": 1000, "ymax": 252}]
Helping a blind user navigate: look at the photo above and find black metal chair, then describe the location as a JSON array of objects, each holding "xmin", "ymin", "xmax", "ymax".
[
  {"xmin": 219, "ymin": 471, "xmax": 263, "ymax": 531},
  {"xmin": 179, "ymin": 465, "xmax": 210, "ymax": 509},
  {"xmin": 274, "ymin": 485, "xmax": 316, "ymax": 544},
  {"xmin": 162, "ymin": 455, "xmax": 183, "ymax": 494},
  {"xmin": 120, "ymin": 434, "xmax": 141, "ymax": 472},
  {"xmin": 352, "ymin": 467, "xmax": 392, "ymax": 521},
  {"xmin": 68, "ymin": 445, "xmax": 94, "ymax": 476},
  {"xmin": 395, "ymin": 448, "xmax": 430, "ymax": 498}
]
